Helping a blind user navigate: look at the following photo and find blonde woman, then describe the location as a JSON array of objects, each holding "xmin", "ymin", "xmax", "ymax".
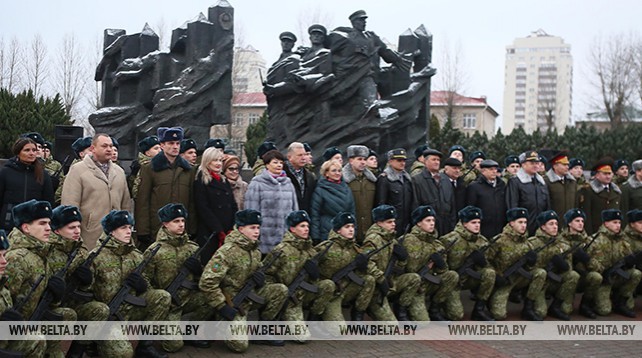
[{"xmin": 310, "ymin": 159, "xmax": 355, "ymax": 243}]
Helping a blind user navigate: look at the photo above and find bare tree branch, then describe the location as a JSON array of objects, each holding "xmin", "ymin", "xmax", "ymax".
[
  {"xmin": 6, "ymin": 37, "xmax": 22, "ymax": 93},
  {"xmin": 54, "ymin": 33, "xmax": 87, "ymax": 119},
  {"xmin": 23, "ymin": 34, "xmax": 48, "ymax": 97},
  {"xmin": 434, "ymin": 37, "xmax": 469, "ymax": 121}
]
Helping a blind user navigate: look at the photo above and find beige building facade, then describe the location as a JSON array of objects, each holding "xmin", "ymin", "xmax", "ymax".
[{"xmin": 430, "ymin": 91, "xmax": 499, "ymax": 137}]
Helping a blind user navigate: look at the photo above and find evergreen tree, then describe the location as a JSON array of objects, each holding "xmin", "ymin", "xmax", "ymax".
[
  {"xmin": 244, "ymin": 110, "xmax": 268, "ymax": 167},
  {"xmin": 428, "ymin": 114, "xmax": 440, "ymax": 145}
]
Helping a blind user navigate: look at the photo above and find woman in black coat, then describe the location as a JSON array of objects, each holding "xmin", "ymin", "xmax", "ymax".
[
  {"xmin": 0, "ymin": 138, "xmax": 54, "ymax": 231},
  {"xmin": 194, "ymin": 147, "xmax": 238, "ymax": 263},
  {"xmin": 310, "ymin": 159, "xmax": 355, "ymax": 243}
]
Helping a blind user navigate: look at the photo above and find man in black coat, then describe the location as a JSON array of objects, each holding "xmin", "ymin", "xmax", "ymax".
[
  {"xmin": 284, "ymin": 142, "xmax": 317, "ymax": 213},
  {"xmin": 376, "ymin": 148, "xmax": 413, "ymax": 235},
  {"xmin": 506, "ymin": 151, "xmax": 550, "ymax": 236},
  {"xmin": 442, "ymin": 157, "xmax": 466, "ymax": 213},
  {"xmin": 466, "ymin": 159, "xmax": 507, "ymax": 238}
]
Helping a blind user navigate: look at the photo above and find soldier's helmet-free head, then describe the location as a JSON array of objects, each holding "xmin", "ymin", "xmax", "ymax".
[
  {"xmin": 332, "ymin": 212, "xmax": 356, "ymax": 232},
  {"xmin": 180, "ymin": 139, "xmax": 197, "ymax": 154},
  {"xmin": 204, "ymin": 138, "xmax": 225, "ymax": 151},
  {"xmin": 323, "ymin": 147, "xmax": 342, "ymax": 162},
  {"xmin": 138, "ymin": 136, "xmax": 161, "ymax": 154},
  {"xmin": 536, "ymin": 210, "xmax": 558, "ymax": 228},
  {"xmin": 20, "ymin": 132, "xmax": 45, "ymax": 146},
  {"xmin": 413, "ymin": 145, "xmax": 429, "ymax": 160},
  {"xmin": 51, "ymin": 205, "xmax": 82, "ymax": 231},
  {"xmin": 372, "ymin": 205, "xmax": 397, "ymax": 223},
  {"xmin": 12, "ymin": 199, "xmax": 52, "ymax": 229},
  {"xmin": 235, "ymin": 209, "xmax": 262, "ymax": 228},
  {"xmin": 346, "ymin": 145, "xmax": 369, "ymax": 159},
  {"xmin": 157, "ymin": 126, "xmax": 184, "ymax": 143},
  {"xmin": 564, "ymin": 208, "xmax": 586, "ymax": 227},
  {"xmin": 158, "ymin": 203, "xmax": 188, "ymax": 223},
  {"xmin": 71, "ymin": 136, "xmax": 92, "ymax": 156},
  {"xmin": 459, "ymin": 206, "xmax": 483, "ymax": 223},
  {"xmin": 411, "ymin": 205, "xmax": 436, "ymax": 225},
  {"xmin": 286, "ymin": 210, "xmax": 310, "ymax": 228},
  {"xmin": 506, "ymin": 207, "xmax": 528, "ymax": 223},
  {"xmin": 628, "ymin": 209, "xmax": 642, "ymax": 225},
  {"xmin": 101, "ymin": 210, "xmax": 134, "ymax": 234},
  {"xmin": 601, "ymin": 209, "xmax": 622, "ymax": 223}
]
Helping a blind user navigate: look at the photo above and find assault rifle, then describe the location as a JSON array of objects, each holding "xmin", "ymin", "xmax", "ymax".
[
  {"xmin": 63, "ymin": 236, "xmax": 112, "ymax": 303},
  {"xmin": 501, "ymin": 237, "xmax": 556, "ymax": 282},
  {"xmin": 12, "ymin": 275, "xmax": 44, "ymax": 314},
  {"xmin": 546, "ymin": 241, "xmax": 583, "ymax": 283},
  {"xmin": 418, "ymin": 237, "xmax": 459, "ymax": 285},
  {"xmin": 602, "ymin": 255, "xmax": 636, "ymax": 285},
  {"xmin": 228, "ymin": 251, "xmax": 282, "ymax": 317},
  {"xmin": 457, "ymin": 236, "xmax": 499, "ymax": 281},
  {"xmin": 30, "ymin": 242, "xmax": 81, "ymax": 321},
  {"xmin": 331, "ymin": 240, "xmax": 394, "ymax": 290},
  {"xmin": 107, "ymin": 244, "xmax": 161, "ymax": 321},
  {"xmin": 165, "ymin": 236, "xmax": 215, "ymax": 306}
]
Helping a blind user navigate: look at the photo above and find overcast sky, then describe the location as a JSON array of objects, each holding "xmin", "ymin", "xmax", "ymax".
[{"xmin": 2, "ymin": 0, "xmax": 640, "ymax": 126}]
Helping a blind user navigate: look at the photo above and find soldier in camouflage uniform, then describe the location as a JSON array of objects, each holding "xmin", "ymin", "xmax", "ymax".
[
  {"xmin": 264, "ymin": 211, "xmax": 334, "ymax": 341},
  {"xmin": 569, "ymin": 158, "xmax": 587, "ymax": 189},
  {"xmin": 4, "ymin": 200, "xmax": 77, "ymax": 358},
  {"xmin": 409, "ymin": 145, "xmax": 428, "ymax": 177},
  {"xmin": 530, "ymin": 210, "xmax": 580, "ymax": 320},
  {"xmin": 585, "ymin": 209, "xmax": 642, "ymax": 317},
  {"xmin": 501, "ymin": 155, "xmax": 520, "ymax": 185},
  {"xmin": 441, "ymin": 206, "xmax": 495, "ymax": 320},
  {"xmin": 613, "ymin": 159, "xmax": 630, "ymax": 187},
  {"xmin": 462, "ymin": 151, "xmax": 485, "ymax": 186},
  {"xmin": 48, "ymin": 205, "xmax": 109, "ymax": 358},
  {"xmin": 362, "ymin": 205, "xmax": 421, "ymax": 321},
  {"xmin": 0, "ymin": 229, "xmax": 46, "ymax": 357},
  {"xmin": 199, "ymin": 209, "xmax": 288, "ymax": 353},
  {"xmin": 623, "ymin": 209, "xmax": 642, "ymax": 260},
  {"xmin": 316, "ymin": 212, "xmax": 378, "ymax": 322},
  {"xmin": 42, "ymin": 141, "xmax": 62, "ymax": 176},
  {"xmin": 488, "ymin": 208, "xmax": 546, "ymax": 320},
  {"xmin": 90, "ymin": 210, "xmax": 170, "ymax": 358},
  {"xmin": 559, "ymin": 208, "xmax": 599, "ymax": 318},
  {"xmin": 402, "ymin": 206, "xmax": 460, "ymax": 321},
  {"xmin": 129, "ymin": 136, "xmax": 161, "ymax": 200},
  {"xmin": 145, "ymin": 203, "xmax": 212, "ymax": 353}
]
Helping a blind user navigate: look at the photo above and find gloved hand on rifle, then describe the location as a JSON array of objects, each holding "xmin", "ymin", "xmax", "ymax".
[
  {"xmin": 494, "ymin": 274, "xmax": 508, "ymax": 287},
  {"xmin": 183, "ymin": 257, "xmax": 203, "ymax": 276},
  {"xmin": 551, "ymin": 254, "xmax": 570, "ymax": 272},
  {"xmin": 251, "ymin": 271, "xmax": 265, "ymax": 288},
  {"xmin": 46, "ymin": 275, "xmax": 66, "ymax": 301},
  {"xmin": 377, "ymin": 278, "xmax": 390, "ymax": 297},
  {"xmin": 126, "ymin": 272, "xmax": 148, "ymax": 295},
  {"xmin": 573, "ymin": 248, "xmax": 590, "ymax": 264},
  {"xmin": 392, "ymin": 244, "xmax": 408, "ymax": 261},
  {"xmin": 0, "ymin": 308, "xmax": 23, "ymax": 322},
  {"xmin": 430, "ymin": 253, "xmax": 446, "ymax": 270},
  {"xmin": 469, "ymin": 249, "xmax": 487, "ymax": 267},
  {"xmin": 72, "ymin": 266, "xmax": 93, "ymax": 286},
  {"xmin": 524, "ymin": 250, "xmax": 538, "ymax": 266},
  {"xmin": 304, "ymin": 260, "xmax": 320, "ymax": 280},
  {"xmin": 218, "ymin": 304, "xmax": 238, "ymax": 321},
  {"xmin": 355, "ymin": 253, "xmax": 369, "ymax": 271}
]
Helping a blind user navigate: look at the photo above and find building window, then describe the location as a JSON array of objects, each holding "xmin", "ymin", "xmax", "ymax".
[
  {"xmin": 233, "ymin": 112, "xmax": 244, "ymax": 126},
  {"xmin": 248, "ymin": 113, "xmax": 260, "ymax": 125},
  {"xmin": 463, "ymin": 113, "xmax": 476, "ymax": 129}
]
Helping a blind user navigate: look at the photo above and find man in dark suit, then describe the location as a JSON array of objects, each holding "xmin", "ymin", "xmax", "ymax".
[{"xmin": 284, "ymin": 142, "xmax": 317, "ymax": 213}]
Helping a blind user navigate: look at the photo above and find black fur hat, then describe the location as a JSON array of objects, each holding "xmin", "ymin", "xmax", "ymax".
[
  {"xmin": 411, "ymin": 205, "xmax": 436, "ymax": 225},
  {"xmin": 51, "ymin": 205, "xmax": 82, "ymax": 230},
  {"xmin": 506, "ymin": 207, "xmax": 528, "ymax": 222},
  {"xmin": 536, "ymin": 210, "xmax": 558, "ymax": 227},
  {"xmin": 564, "ymin": 208, "xmax": 586, "ymax": 226},
  {"xmin": 157, "ymin": 203, "xmax": 188, "ymax": 223},
  {"xmin": 12, "ymin": 199, "xmax": 52, "ymax": 228},
  {"xmin": 286, "ymin": 210, "xmax": 310, "ymax": 228},
  {"xmin": 235, "ymin": 209, "xmax": 262, "ymax": 227},
  {"xmin": 372, "ymin": 205, "xmax": 397, "ymax": 222},
  {"xmin": 101, "ymin": 210, "xmax": 134, "ymax": 234},
  {"xmin": 459, "ymin": 206, "xmax": 483, "ymax": 223},
  {"xmin": 332, "ymin": 212, "xmax": 356, "ymax": 231},
  {"xmin": 601, "ymin": 209, "xmax": 622, "ymax": 222}
]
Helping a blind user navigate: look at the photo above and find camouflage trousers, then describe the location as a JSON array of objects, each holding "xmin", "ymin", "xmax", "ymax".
[
  {"xmin": 162, "ymin": 290, "xmax": 213, "ymax": 353},
  {"xmin": 222, "ymin": 283, "xmax": 287, "ymax": 353},
  {"xmin": 70, "ymin": 300, "xmax": 110, "ymax": 349},
  {"xmin": 45, "ymin": 307, "xmax": 77, "ymax": 358},
  {"xmin": 2, "ymin": 336, "xmax": 46, "ymax": 358},
  {"xmin": 543, "ymin": 270, "xmax": 580, "ymax": 315},
  {"xmin": 323, "ymin": 275, "xmax": 375, "ymax": 323},
  {"xmin": 282, "ymin": 279, "xmax": 335, "ymax": 343},
  {"xmin": 368, "ymin": 273, "xmax": 421, "ymax": 322},
  {"xmin": 585, "ymin": 268, "xmax": 642, "ymax": 316},
  {"xmin": 460, "ymin": 267, "xmax": 495, "ymax": 301},
  {"xmin": 409, "ymin": 270, "xmax": 460, "ymax": 321},
  {"xmin": 489, "ymin": 268, "xmax": 546, "ymax": 320},
  {"xmin": 99, "ymin": 288, "xmax": 171, "ymax": 358}
]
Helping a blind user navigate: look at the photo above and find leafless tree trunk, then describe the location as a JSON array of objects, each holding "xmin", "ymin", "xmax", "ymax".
[
  {"xmin": 55, "ymin": 33, "xmax": 86, "ymax": 119},
  {"xmin": 6, "ymin": 37, "xmax": 22, "ymax": 93},
  {"xmin": 23, "ymin": 34, "xmax": 48, "ymax": 97},
  {"xmin": 153, "ymin": 17, "xmax": 170, "ymax": 51},
  {"xmin": 589, "ymin": 32, "xmax": 638, "ymax": 129},
  {"xmin": 435, "ymin": 38, "xmax": 469, "ymax": 123}
]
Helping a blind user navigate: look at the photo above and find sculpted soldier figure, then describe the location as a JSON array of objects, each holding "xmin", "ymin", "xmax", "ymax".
[
  {"xmin": 5, "ymin": 200, "xmax": 78, "ymax": 357},
  {"xmin": 199, "ymin": 209, "xmax": 288, "ymax": 353},
  {"xmin": 362, "ymin": 205, "xmax": 420, "ymax": 321},
  {"xmin": 144, "ymin": 203, "xmax": 212, "ymax": 353},
  {"xmin": 440, "ymin": 206, "xmax": 495, "ymax": 321},
  {"xmin": 316, "ymin": 212, "xmax": 377, "ymax": 322},
  {"xmin": 402, "ymin": 206, "xmax": 461, "ymax": 321}
]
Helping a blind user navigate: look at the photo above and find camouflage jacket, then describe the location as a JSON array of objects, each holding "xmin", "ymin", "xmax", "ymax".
[
  {"xmin": 265, "ymin": 231, "xmax": 316, "ymax": 286},
  {"xmin": 199, "ymin": 229, "xmax": 262, "ymax": 310},
  {"xmin": 403, "ymin": 225, "xmax": 448, "ymax": 274},
  {"xmin": 487, "ymin": 224, "xmax": 536, "ymax": 275},
  {"xmin": 0, "ymin": 283, "xmax": 13, "ymax": 349},
  {"xmin": 362, "ymin": 224, "xmax": 405, "ymax": 277},
  {"xmin": 463, "ymin": 168, "xmax": 480, "ymax": 186},
  {"xmin": 530, "ymin": 229, "xmax": 571, "ymax": 270},
  {"xmin": 410, "ymin": 160, "xmax": 424, "ymax": 177},
  {"xmin": 560, "ymin": 228, "xmax": 593, "ymax": 272},
  {"xmin": 440, "ymin": 222, "xmax": 489, "ymax": 270},
  {"xmin": 47, "ymin": 232, "xmax": 88, "ymax": 282},
  {"xmin": 586, "ymin": 225, "xmax": 633, "ymax": 273},
  {"xmin": 623, "ymin": 225, "xmax": 642, "ymax": 254},
  {"xmin": 145, "ymin": 228, "xmax": 199, "ymax": 301},
  {"xmin": 131, "ymin": 152, "xmax": 153, "ymax": 200},
  {"xmin": 4, "ymin": 228, "xmax": 54, "ymax": 317},
  {"xmin": 317, "ymin": 230, "xmax": 383, "ymax": 283},
  {"xmin": 90, "ymin": 234, "xmax": 147, "ymax": 304},
  {"xmin": 44, "ymin": 157, "xmax": 62, "ymax": 176}
]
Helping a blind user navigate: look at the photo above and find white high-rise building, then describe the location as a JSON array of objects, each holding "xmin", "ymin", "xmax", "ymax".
[{"xmin": 502, "ymin": 29, "xmax": 573, "ymax": 134}]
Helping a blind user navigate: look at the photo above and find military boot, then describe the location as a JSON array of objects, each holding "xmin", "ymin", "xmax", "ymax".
[
  {"xmin": 509, "ymin": 289, "xmax": 523, "ymax": 304},
  {"xmin": 548, "ymin": 298, "xmax": 570, "ymax": 321},
  {"xmin": 579, "ymin": 297, "xmax": 596, "ymax": 319},
  {"xmin": 351, "ymin": 308, "xmax": 365, "ymax": 321},
  {"xmin": 471, "ymin": 300, "xmax": 494, "ymax": 321},
  {"xmin": 134, "ymin": 340, "xmax": 168, "ymax": 358},
  {"xmin": 521, "ymin": 299, "xmax": 543, "ymax": 321},
  {"xmin": 613, "ymin": 296, "xmax": 636, "ymax": 318},
  {"xmin": 65, "ymin": 341, "xmax": 86, "ymax": 358},
  {"xmin": 396, "ymin": 304, "xmax": 410, "ymax": 321},
  {"xmin": 429, "ymin": 302, "xmax": 447, "ymax": 321}
]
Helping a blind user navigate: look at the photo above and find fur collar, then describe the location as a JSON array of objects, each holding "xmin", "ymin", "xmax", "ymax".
[
  {"xmin": 545, "ymin": 169, "xmax": 575, "ymax": 183},
  {"xmin": 589, "ymin": 178, "xmax": 621, "ymax": 194},
  {"xmin": 150, "ymin": 152, "xmax": 192, "ymax": 172},
  {"xmin": 627, "ymin": 175, "xmax": 642, "ymax": 189},
  {"xmin": 382, "ymin": 165, "xmax": 410, "ymax": 182},
  {"xmin": 515, "ymin": 168, "xmax": 545, "ymax": 185},
  {"xmin": 342, "ymin": 163, "xmax": 377, "ymax": 183}
]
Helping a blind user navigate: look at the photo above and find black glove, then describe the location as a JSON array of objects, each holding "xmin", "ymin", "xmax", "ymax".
[
  {"xmin": 355, "ymin": 253, "xmax": 369, "ymax": 271},
  {"xmin": 183, "ymin": 257, "xmax": 203, "ymax": 276},
  {"xmin": 0, "ymin": 308, "xmax": 23, "ymax": 321},
  {"xmin": 392, "ymin": 244, "xmax": 408, "ymax": 261},
  {"xmin": 46, "ymin": 275, "xmax": 66, "ymax": 301},
  {"xmin": 469, "ymin": 250, "xmax": 488, "ymax": 267},
  {"xmin": 573, "ymin": 248, "xmax": 590, "ymax": 264},
  {"xmin": 304, "ymin": 260, "xmax": 320, "ymax": 280},
  {"xmin": 524, "ymin": 250, "xmax": 538, "ymax": 266},
  {"xmin": 624, "ymin": 254, "xmax": 637, "ymax": 268},
  {"xmin": 377, "ymin": 279, "xmax": 390, "ymax": 297},
  {"xmin": 252, "ymin": 271, "xmax": 265, "ymax": 288},
  {"xmin": 218, "ymin": 304, "xmax": 238, "ymax": 321},
  {"xmin": 125, "ymin": 272, "xmax": 148, "ymax": 295},
  {"xmin": 72, "ymin": 266, "xmax": 93, "ymax": 286},
  {"xmin": 602, "ymin": 268, "xmax": 613, "ymax": 285},
  {"xmin": 495, "ymin": 274, "xmax": 508, "ymax": 287},
  {"xmin": 430, "ymin": 253, "xmax": 446, "ymax": 270},
  {"xmin": 551, "ymin": 255, "xmax": 570, "ymax": 272}
]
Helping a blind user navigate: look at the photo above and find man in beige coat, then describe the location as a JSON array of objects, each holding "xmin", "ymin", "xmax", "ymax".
[{"xmin": 61, "ymin": 133, "xmax": 131, "ymax": 249}]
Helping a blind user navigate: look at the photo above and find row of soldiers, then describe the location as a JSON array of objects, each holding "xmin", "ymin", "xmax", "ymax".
[{"xmin": 2, "ymin": 194, "xmax": 642, "ymax": 356}]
